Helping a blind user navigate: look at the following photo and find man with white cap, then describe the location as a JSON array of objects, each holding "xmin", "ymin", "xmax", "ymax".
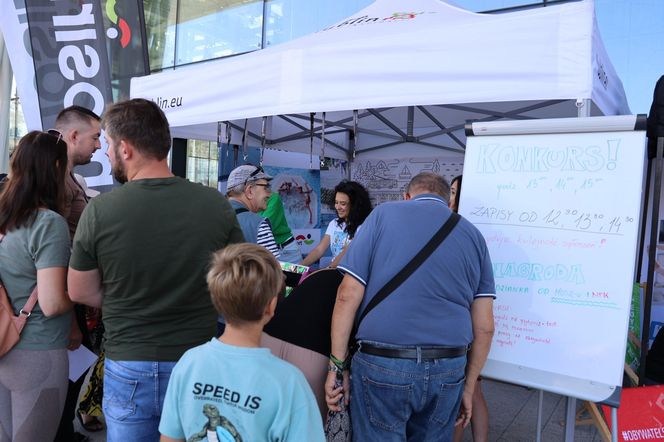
[{"xmin": 226, "ymin": 165, "xmax": 280, "ymax": 259}]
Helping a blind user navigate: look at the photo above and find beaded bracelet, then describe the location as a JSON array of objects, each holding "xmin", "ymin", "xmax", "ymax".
[
  {"xmin": 329, "ymin": 353, "xmax": 348, "ymax": 370},
  {"xmin": 327, "ymin": 364, "xmax": 343, "ymax": 373}
]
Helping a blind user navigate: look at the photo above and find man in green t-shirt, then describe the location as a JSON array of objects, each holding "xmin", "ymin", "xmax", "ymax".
[{"xmin": 68, "ymin": 98, "xmax": 244, "ymax": 441}]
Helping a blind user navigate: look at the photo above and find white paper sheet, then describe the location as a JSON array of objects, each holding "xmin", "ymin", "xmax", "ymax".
[{"xmin": 68, "ymin": 346, "xmax": 98, "ymax": 382}]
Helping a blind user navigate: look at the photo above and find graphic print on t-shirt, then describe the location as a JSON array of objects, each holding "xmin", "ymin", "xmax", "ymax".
[
  {"xmin": 330, "ymin": 229, "xmax": 349, "ymax": 257},
  {"xmin": 187, "ymin": 404, "xmax": 242, "ymax": 442}
]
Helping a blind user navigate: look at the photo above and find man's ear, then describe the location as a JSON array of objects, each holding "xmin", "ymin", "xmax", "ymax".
[
  {"xmin": 67, "ymin": 129, "xmax": 79, "ymax": 146},
  {"xmin": 244, "ymin": 183, "xmax": 255, "ymax": 199},
  {"xmin": 404, "ymin": 192, "xmax": 412, "ymax": 200},
  {"xmin": 119, "ymin": 140, "xmax": 133, "ymax": 160}
]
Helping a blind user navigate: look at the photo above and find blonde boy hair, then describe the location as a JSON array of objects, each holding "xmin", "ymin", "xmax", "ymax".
[{"xmin": 207, "ymin": 243, "xmax": 284, "ymax": 325}]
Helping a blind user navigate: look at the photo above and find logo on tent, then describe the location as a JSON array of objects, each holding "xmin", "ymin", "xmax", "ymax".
[
  {"xmin": 386, "ymin": 12, "xmax": 423, "ymax": 20},
  {"xmin": 595, "ymin": 54, "xmax": 609, "ymax": 90},
  {"xmin": 104, "ymin": 0, "xmax": 131, "ymax": 48},
  {"xmin": 322, "ymin": 11, "xmax": 435, "ymax": 31}
]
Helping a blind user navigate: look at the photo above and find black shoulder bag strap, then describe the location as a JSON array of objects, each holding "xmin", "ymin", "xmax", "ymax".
[{"xmin": 356, "ymin": 212, "xmax": 461, "ymax": 328}]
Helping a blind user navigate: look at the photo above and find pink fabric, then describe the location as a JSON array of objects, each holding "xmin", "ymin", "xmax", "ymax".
[{"xmin": 261, "ymin": 332, "xmax": 328, "ymax": 417}]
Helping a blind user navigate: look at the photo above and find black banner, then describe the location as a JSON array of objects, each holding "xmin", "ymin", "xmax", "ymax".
[
  {"xmin": 102, "ymin": 0, "xmax": 149, "ymax": 99},
  {"xmin": 25, "ymin": 0, "xmax": 113, "ymax": 130}
]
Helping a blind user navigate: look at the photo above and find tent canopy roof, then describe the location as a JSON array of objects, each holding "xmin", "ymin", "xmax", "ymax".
[{"xmin": 130, "ymin": 0, "xmax": 629, "ymax": 160}]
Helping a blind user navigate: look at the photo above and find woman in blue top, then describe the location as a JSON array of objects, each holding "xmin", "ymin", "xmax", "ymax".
[
  {"xmin": 0, "ymin": 131, "xmax": 74, "ymax": 441},
  {"xmin": 301, "ymin": 180, "xmax": 372, "ymax": 268}
]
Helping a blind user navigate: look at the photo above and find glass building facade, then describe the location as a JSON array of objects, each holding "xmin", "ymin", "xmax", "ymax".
[{"xmin": 7, "ymin": 0, "xmax": 664, "ymax": 184}]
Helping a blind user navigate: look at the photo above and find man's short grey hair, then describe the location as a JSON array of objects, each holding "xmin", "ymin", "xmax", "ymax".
[
  {"xmin": 226, "ymin": 184, "xmax": 247, "ymax": 197},
  {"xmin": 406, "ymin": 172, "xmax": 450, "ymax": 200}
]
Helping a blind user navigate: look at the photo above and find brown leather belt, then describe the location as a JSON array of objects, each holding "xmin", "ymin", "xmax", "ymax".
[{"xmin": 359, "ymin": 343, "xmax": 467, "ymax": 360}]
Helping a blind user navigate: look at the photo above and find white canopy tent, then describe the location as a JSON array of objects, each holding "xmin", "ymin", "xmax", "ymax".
[{"xmin": 130, "ymin": 0, "xmax": 630, "ymax": 162}]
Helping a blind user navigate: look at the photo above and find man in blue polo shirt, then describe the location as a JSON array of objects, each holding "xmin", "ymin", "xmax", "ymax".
[{"xmin": 325, "ymin": 172, "xmax": 495, "ymax": 441}]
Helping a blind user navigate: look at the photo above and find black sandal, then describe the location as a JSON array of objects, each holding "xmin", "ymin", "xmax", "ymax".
[{"xmin": 76, "ymin": 410, "xmax": 104, "ymax": 432}]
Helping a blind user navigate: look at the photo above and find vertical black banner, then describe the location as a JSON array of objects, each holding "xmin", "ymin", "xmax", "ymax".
[
  {"xmin": 25, "ymin": 0, "xmax": 113, "ymax": 130},
  {"xmin": 102, "ymin": 0, "xmax": 149, "ymax": 99}
]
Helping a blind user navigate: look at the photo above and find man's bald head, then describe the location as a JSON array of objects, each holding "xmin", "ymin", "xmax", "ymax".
[{"xmin": 406, "ymin": 172, "xmax": 450, "ymax": 200}]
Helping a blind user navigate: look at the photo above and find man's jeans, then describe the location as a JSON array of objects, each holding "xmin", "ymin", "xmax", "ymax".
[
  {"xmin": 103, "ymin": 358, "xmax": 177, "ymax": 442},
  {"xmin": 350, "ymin": 342, "xmax": 466, "ymax": 442}
]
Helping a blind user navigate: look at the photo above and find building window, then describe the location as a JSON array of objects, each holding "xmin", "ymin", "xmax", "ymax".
[
  {"xmin": 8, "ymin": 78, "xmax": 26, "ymax": 156},
  {"xmin": 176, "ymin": 1, "xmax": 264, "ymax": 65},
  {"xmin": 187, "ymin": 139, "xmax": 219, "ymax": 188},
  {"xmin": 451, "ymin": 0, "xmax": 545, "ymax": 11},
  {"xmin": 264, "ymin": 0, "xmax": 372, "ymax": 47},
  {"xmin": 144, "ymin": 0, "xmax": 178, "ymax": 71}
]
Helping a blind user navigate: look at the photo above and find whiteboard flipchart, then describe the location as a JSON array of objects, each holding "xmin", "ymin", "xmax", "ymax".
[{"xmin": 462, "ymin": 115, "xmax": 647, "ymax": 403}]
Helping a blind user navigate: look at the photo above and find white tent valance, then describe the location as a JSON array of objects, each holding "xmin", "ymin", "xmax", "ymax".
[{"xmin": 130, "ymin": 0, "xmax": 629, "ymax": 160}]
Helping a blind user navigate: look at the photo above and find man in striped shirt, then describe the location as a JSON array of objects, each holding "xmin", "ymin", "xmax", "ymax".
[{"xmin": 226, "ymin": 165, "xmax": 281, "ymax": 259}]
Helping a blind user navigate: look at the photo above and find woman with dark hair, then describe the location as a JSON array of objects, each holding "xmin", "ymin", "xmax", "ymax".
[
  {"xmin": 301, "ymin": 180, "xmax": 372, "ymax": 268},
  {"xmin": 449, "ymin": 174, "xmax": 462, "ymax": 212},
  {"xmin": 0, "ymin": 131, "xmax": 74, "ymax": 440},
  {"xmin": 450, "ymin": 173, "xmax": 490, "ymax": 442}
]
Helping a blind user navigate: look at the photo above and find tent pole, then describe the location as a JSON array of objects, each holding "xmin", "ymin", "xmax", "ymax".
[
  {"xmin": 321, "ymin": 112, "xmax": 326, "ymax": 167},
  {"xmin": 225, "ymin": 121, "xmax": 232, "ymax": 167},
  {"xmin": 577, "ymin": 98, "xmax": 591, "ymax": 118},
  {"xmin": 352, "ymin": 110, "xmax": 358, "ymax": 161},
  {"xmin": 563, "ymin": 97, "xmax": 592, "ymax": 440},
  {"xmin": 260, "ymin": 116, "xmax": 267, "ymax": 166},
  {"xmin": 637, "ymin": 160, "xmax": 653, "ymax": 279},
  {"xmin": 407, "ymin": 106, "xmax": 415, "ymax": 139},
  {"xmin": 641, "ymin": 137, "xmax": 664, "ymax": 385},
  {"xmin": 347, "ymin": 110, "xmax": 358, "ymax": 180},
  {"xmin": 309, "ymin": 113, "xmax": 315, "ymax": 169},
  {"xmin": 242, "ymin": 119, "xmax": 249, "ymax": 161},
  {"xmin": 217, "ymin": 121, "xmax": 224, "ymax": 187},
  {"xmin": 346, "ymin": 134, "xmax": 354, "ymax": 181}
]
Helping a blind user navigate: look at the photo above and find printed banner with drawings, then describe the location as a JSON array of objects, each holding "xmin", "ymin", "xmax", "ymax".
[
  {"xmin": 352, "ymin": 157, "xmax": 463, "ymax": 206},
  {"xmin": 263, "ymin": 166, "xmax": 320, "ymax": 255}
]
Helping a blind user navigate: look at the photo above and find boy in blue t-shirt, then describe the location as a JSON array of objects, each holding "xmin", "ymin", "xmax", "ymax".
[{"xmin": 159, "ymin": 243, "xmax": 325, "ymax": 442}]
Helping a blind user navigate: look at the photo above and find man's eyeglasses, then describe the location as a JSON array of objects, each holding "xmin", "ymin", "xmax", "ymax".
[
  {"xmin": 252, "ymin": 183, "xmax": 271, "ymax": 191},
  {"xmin": 46, "ymin": 129, "xmax": 64, "ymax": 146}
]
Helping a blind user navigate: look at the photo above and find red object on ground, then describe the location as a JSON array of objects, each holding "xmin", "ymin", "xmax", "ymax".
[{"xmin": 603, "ymin": 385, "xmax": 664, "ymax": 441}]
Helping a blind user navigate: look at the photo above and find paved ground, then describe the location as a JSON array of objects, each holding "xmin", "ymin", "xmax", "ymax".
[
  {"xmin": 77, "ymin": 377, "xmax": 605, "ymax": 441},
  {"xmin": 457, "ymin": 379, "xmax": 604, "ymax": 442}
]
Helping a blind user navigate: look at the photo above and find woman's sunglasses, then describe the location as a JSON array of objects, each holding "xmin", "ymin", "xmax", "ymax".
[{"xmin": 46, "ymin": 129, "xmax": 65, "ymax": 146}]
